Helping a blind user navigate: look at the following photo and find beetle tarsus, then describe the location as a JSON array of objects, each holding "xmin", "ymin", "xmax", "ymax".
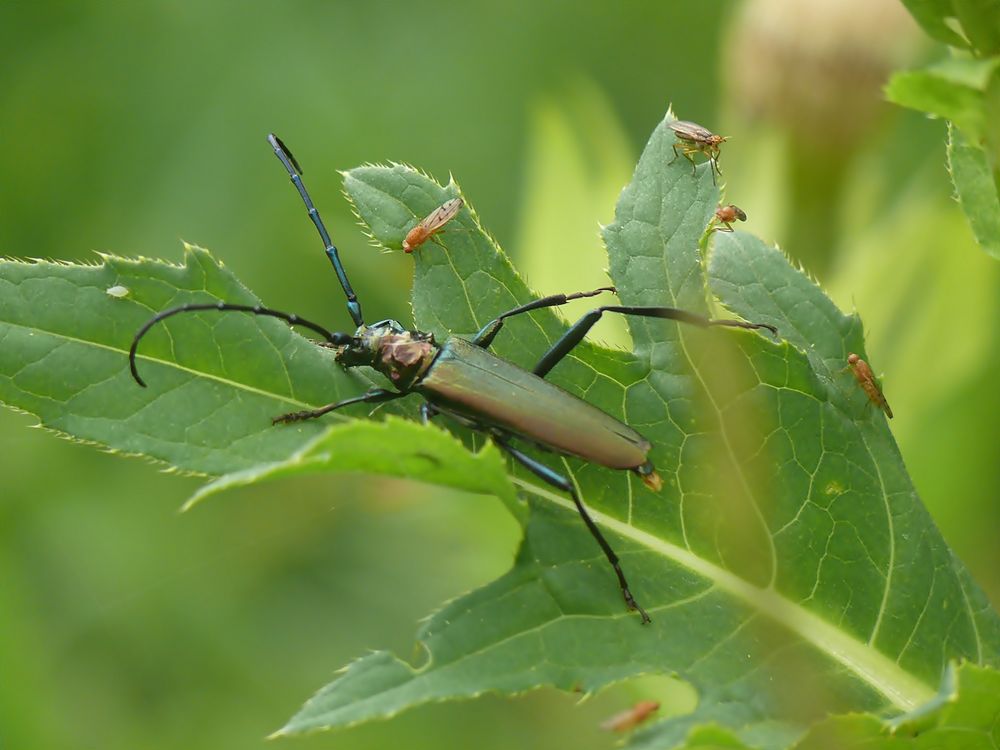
[
  {"xmin": 623, "ymin": 587, "xmax": 652, "ymax": 625},
  {"xmin": 492, "ymin": 435, "xmax": 651, "ymax": 623},
  {"xmin": 272, "ymin": 410, "xmax": 314, "ymax": 425},
  {"xmin": 471, "ymin": 286, "xmax": 618, "ymax": 350},
  {"xmin": 272, "ymin": 388, "xmax": 406, "ymax": 425}
]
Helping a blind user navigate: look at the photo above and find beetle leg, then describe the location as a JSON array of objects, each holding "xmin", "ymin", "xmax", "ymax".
[
  {"xmin": 532, "ymin": 305, "xmax": 777, "ymax": 378},
  {"xmin": 471, "ymin": 286, "xmax": 616, "ymax": 350},
  {"xmin": 272, "ymin": 387, "xmax": 406, "ymax": 424},
  {"xmin": 492, "ymin": 436, "xmax": 651, "ymax": 624},
  {"xmin": 669, "ymin": 143, "xmax": 681, "ymax": 165}
]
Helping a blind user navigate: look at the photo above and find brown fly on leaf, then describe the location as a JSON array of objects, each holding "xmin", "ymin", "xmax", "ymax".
[{"xmin": 403, "ymin": 197, "xmax": 464, "ymax": 253}]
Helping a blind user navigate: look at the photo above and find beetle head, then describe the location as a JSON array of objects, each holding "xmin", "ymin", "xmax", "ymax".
[
  {"xmin": 334, "ymin": 319, "xmax": 406, "ymax": 367},
  {"xmin": 335, "ymin": 319, "xmax": 437, "ymax": 389}
]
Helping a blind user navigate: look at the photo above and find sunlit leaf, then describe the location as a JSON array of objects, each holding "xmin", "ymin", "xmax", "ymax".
[
  {"xmin": 2, "ymin": 109, "xmax": 998, "ymax": 749},
  {"xmin": 0, "ymin": 246, "xmax": 366, "ymax": 476},
  {"xmin": 186, "ymin": 416, "xmax": 523, "ymax": 522},
  {"xmin": 899, "ymin": 0, "xmax": 971, "ymax": 48},
  {"xmin": 275, "ymin": 114, "xmax": 1000, "ymax": 744},
  {"xmin": 898, "ymin": 0, "xmax": 1000, "ymax": 55},
  {"xmin": 886, "ymin": 58, "xmax": 1000, "ymax": 141},
  {"xmin": 948, "ymin": 124, "xmax": 1000, "ymax": 259}
]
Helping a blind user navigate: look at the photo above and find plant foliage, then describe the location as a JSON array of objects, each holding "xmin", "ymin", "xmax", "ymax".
[
  {"xmin": 1, "ymin": 111, "xmax": 999, "ymax": 748},
  {"xmin": 888, "ymin": 3, "xmax": 1000, "ymax": 260}
]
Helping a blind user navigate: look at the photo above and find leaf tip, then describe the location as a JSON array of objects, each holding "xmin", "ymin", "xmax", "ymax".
[
  {"xmin": 179, "ymin": 493, "xmax": 203, "ymax": 513},
  {"xmin": 266, "ymin": 726, "xmax": 290, "ymax": 741}
]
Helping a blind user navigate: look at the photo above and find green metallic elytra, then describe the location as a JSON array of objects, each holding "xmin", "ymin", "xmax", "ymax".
[{"xmin": 417, "ymin": 337, "xmax": 651, "ymax": 471}]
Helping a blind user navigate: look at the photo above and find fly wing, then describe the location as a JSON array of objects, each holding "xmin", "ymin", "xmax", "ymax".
[
  {"xmin": 871, "ymin": 380, "xmax": 893, "ymax": 418},
  {"xmin": 418, "ymin": 197, "xmax": 464, "ymax": 234},
  {"xmin": 669, "ymin": 119, "xmax": 713, "ymax": 142}
]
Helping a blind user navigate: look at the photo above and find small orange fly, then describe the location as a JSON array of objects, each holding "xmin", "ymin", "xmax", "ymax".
[
  {"xmin": 713, "ymin": 204, "xmax": 747, "ymax": 232},
  {"xmin": 402, "ymin": 197, "xmax": 464, "ymax": 253},
  {"xmin": 847, "ymin": 353, "xmax": 893, "ymax": 419},
  {"xmin": 600, "ymin": 700, "xmax": 661, "ymax": 732}
]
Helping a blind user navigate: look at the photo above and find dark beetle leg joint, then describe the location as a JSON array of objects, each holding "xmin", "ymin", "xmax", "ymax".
[
  {"xmin": 493, "ymin": 435, "xmax": 651, "ymax": 624},
  {"xmin": 472, "ymin": 286, "xmax": 617, "ymax": 351},
  {"xmin": 272, "ymin": 387, "xmax": 405, "ymax": 424}
]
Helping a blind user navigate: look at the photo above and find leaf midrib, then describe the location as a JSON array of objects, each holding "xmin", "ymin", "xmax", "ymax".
[
  {"xmin": 0, "ymin": 318, "xmax": 325, "ymax": 411},
  {"xmin": 511, "ymin": 477, "xmax": 937, "ymax": 711}
]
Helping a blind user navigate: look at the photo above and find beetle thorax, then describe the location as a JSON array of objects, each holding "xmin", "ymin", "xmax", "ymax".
[
  {"xmin": 333, "ymin": 321, "xmax": 437, "ymax": 389},
  {"xmin": 373, "ymin": 331, "xmax": 437, "ymax": 388}
]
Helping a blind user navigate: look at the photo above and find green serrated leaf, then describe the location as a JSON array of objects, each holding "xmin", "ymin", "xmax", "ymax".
[
  {"xmin": 953, "ymin": 0, "xmax": 1000, "ymax": 55},
  {"xmin": 795, "ymin": 663, "xmax": 1000, "ymax": 748},
  {"xmin": 2, "ymin": 107, "xmax": 999, "ymax": 748},
  {"xmin": 948, "ymin": 124, "xmax": 1000, "ymax": 259},
  {"xmin": 899, "ymin": 0, "xmax": 971, "ymax": 48},
  {"xmin": 885, "ymin": 58, "xmax": 1000, "ymax": 141},
  {"xmin": 277, "ymin": 113, "xmax": 1000, "ymax": 743},
  {"xmin": 185, "ymin": 415, "xmax": 524, "ymax": 522},
  {"xmin": 985, "ymin": 64, "xmax": 1000, "ymax": 167},
  {"xmin": 0, "ymin": 245, "xmax": 367, "ymax": 476},
  {"xmin": 899, "ymin": 0, "xmax": 1000, "ymax": 55},
  {"xmin": 343, "ymin": 164, "xmax": 569, "ymax": 370},
  {"xmin": 628, "ymin": 664, "xmax": 1000, "ymax": 748}
]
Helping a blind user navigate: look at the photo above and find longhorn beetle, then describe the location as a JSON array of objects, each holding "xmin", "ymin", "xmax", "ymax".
[{"xmin": 129, "ymin": 134, "xmax": 777, "ymax": 623}]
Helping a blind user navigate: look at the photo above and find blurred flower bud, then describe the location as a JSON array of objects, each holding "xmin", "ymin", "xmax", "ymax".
[{"xmin": 725, "ymin": 0, "xmax": 923, "ymax": 150}]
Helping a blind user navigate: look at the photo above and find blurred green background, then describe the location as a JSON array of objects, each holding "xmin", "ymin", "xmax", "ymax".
[{"xmin": 2, "ymin": 2, "xmax": 998, "ymax": 748}]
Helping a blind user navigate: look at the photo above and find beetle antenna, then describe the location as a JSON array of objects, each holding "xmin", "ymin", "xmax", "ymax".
[
  {"xmin": 267, "ymin": 133, "xmax": 365, "ymax": 328},
  {"xmin": 129, "ymin": 302, "xmax": 355, "ymax": 387}
]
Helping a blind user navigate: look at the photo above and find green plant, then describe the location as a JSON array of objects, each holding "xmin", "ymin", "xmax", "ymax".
[
  {"xmin": 887, "ymin": 0, "xmax": 1000, "ymax": 258},
  {"xmin": 2, "ymin": 108, "xmax": 999, "ymax": 748}
]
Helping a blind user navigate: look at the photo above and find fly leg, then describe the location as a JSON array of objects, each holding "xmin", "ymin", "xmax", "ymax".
[
  {"xmin": 492, "ymin": 435, "xmax": 651, "ymax": 624},
  {"xmin": 672, "ymin": 145, "xmax": 698, "ymax": 176},
  {"xmin": 709, "ymin": 151, "xmax": 721, "ymax": 184},
  {"xmin": 668, "ymin": 142, "xmax": 685, "ymax": 168},
  {"xmin": 471, "ymin": 286, "xmax": 616, "ymax": 350},
  {"xmin": 532, "ymin": 306, "xmax": 777, "ymax": 378},
  {"xmin": 668, "ymin": 143, "xmax": 705, "ymax": 179},
  {"xmin": 272, "ymin": 387, "xmax": 406, "ymax": 424}
]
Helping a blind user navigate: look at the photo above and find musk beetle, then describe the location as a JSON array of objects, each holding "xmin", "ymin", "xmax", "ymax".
[{"xmin": 129, "ymin": 134, "xmax": 778, "ymax": 623}]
